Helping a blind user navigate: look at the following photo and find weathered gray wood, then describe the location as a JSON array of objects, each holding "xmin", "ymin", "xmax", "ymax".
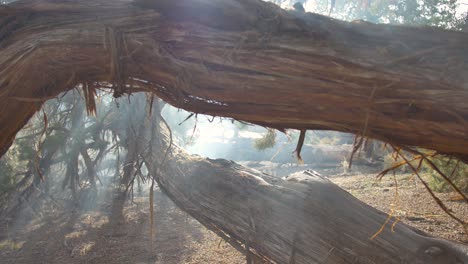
[{"xmin": 144, "ymin": 121, "xmax": 468, "ymax": 264}]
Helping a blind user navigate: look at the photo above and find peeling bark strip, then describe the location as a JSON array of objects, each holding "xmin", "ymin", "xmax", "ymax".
[
  {"xmin": 147, "ymin": 123, "xmax": 468, "ymax": 264},
  {"xmin": 0, "ymin": 0, "xmax": 468, "ymax": 160},
  {"xmin": 294, "ymin": 129, "xmax": 306, "ymax": 162}
]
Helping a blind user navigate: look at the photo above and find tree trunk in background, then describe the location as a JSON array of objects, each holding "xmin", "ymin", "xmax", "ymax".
[
  {"xmin": 120, "ymin": 110, "xmax": 146, "ymax": 188},
  {"xmin": 143, "ymin": 119, "xmax": 468, "ymax": 264}
]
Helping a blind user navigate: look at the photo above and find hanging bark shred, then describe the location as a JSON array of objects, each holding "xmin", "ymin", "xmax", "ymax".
[
  {"xmin": 82, "ymin": 83, "xmax": 97, "ymax": 116},
  {"xmin": 293, "ymin": 129, "xmax": 306, "ymax": 163}
]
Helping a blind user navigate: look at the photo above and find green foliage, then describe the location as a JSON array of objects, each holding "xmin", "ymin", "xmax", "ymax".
[
  {"xmin": 0, "ymin": 159, "xmax": 15, "ymax": 195},
  {"xmin": 425, "ymin": 158, "xmax": 468, "ymax": 193},
  {"xmin": 0, "ymin": 151, "xmax": 19, "ymax": 208},
  {"xmin": 383, "ymin": 152, "xmax": 406, "ymax": 172},
  {"xmin": 349, "ymin": 0, "xmax": 459, "ymax": 28},
  {"xmin": 42, "ymin": 133, "xmax": 67, "ymax": 151},
  {"xmin": 0, "ymin": 136, "xmax": 36, "ymax": 193},
  {"xmin": 271, "ymin": 0, "xmax": 461, "ymax": 29},
  {"xmin": 382, "ymin": 151, "xmax": 419, "ymax": 173},
  {"xmin": 253, "ymin": 129, "xmax": 277, "ymax": 151},
  {"xmin": 14, "ymin": 139, "xmax": 35, "ymax": 162}
]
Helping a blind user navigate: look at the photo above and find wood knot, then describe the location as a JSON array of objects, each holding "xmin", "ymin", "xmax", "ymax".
[{"xmin": 424, "ymin": 246, "xmax": 444, "ymax": 257}]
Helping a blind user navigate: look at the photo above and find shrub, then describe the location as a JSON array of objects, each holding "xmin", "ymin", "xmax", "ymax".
[
  {"xmin": 425, "ymin": 157, "xmax": 468, "ymax": 193},
  {"xmin": 253, "ymin": 129, "xmax": 276, "ymax": 151},
  {"xmin": 383, "ymin": 152, "xmax": 410, "ymax": 173}
]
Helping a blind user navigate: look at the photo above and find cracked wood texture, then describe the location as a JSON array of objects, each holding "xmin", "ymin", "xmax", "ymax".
[
  {"xmin": 147, "ymin": 119, "xmax": 468, "ymax": 264},
  {"xmin": 0, "ymin": 0, "xmax": 467, "ymax": 160}
]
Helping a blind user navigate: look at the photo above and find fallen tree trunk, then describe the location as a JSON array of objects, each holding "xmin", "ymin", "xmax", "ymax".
[
  {"xmin": 146, "ymin": 121, "xmax": 468, "ymax": 264},
  {"xmin": 0, "ymin": 0, "xmax": 467, "ymax": 160}
]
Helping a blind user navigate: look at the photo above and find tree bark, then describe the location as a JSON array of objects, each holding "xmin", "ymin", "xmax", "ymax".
[
  {"xmin": 145, "ymin": 120, "xmax": 468, "ymax": 264},
  {"xmin": 1, "ymin": 1, "xmax": 468, "ymax": 263},
  {"xmin": 0, "ymin": 0, "xmax": 467, "ymax": 160}
]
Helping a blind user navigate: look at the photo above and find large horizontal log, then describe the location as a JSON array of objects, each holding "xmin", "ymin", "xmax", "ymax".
[
  {"xmin": 148, "ymin": 122, "xmax": 468, "ymax": 264},
  {"xmin": 0, "ymin": 0, "xmax": 467, "ymax": 160}
]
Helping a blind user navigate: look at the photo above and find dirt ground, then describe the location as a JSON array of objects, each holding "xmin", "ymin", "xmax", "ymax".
[
  {"xmin": 0, "ymin": 173, "xmax": 466, "ymax": 263},
  {"xmin": 0, "ymin": 191, "xmax": 245, "ymax": 264},
  {"xmin": 332, "ymin": 173, "xmax": 468, "ymax": 244}
]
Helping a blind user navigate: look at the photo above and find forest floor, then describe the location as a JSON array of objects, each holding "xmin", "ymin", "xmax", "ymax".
[
  {"xmin": 0, "ymin": 172, "xmax": 466, "ymax": 263},
  {"xmin": 333, "ymin": 173, "xmax": 468, "ymax": 244},
  {"xmin": 0, "ymin": 190, "xmax": 245, "ymax": 264}
]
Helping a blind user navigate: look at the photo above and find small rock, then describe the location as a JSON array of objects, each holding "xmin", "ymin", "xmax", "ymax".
[{"xmin": 424, "ymin": 246, "xmax": 443, "ymax": 257}]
